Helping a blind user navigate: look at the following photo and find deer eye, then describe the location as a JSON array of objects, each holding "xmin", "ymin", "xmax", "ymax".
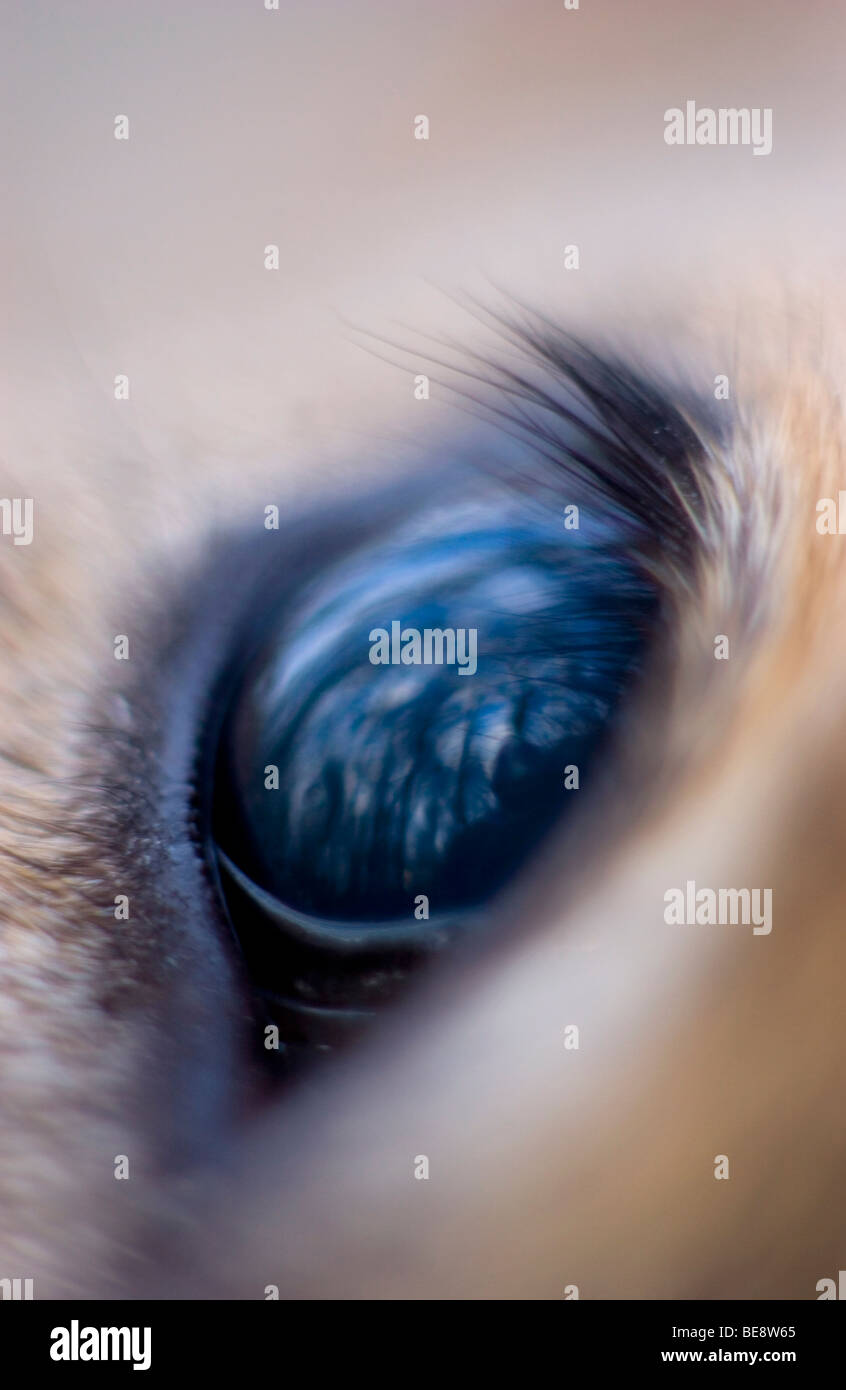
[
  {"xmin": 193, "ymin": 328, "xmax": 714, "ymax": 1070},
  {"xmin": 204, "ymin": 492, "xmax": 657, "ymax": 1064}
]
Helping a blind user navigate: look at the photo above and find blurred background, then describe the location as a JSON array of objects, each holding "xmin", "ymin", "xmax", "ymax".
[{"xmin": 3, "ymin": 0, "xmax": 846, "ymax": 515}]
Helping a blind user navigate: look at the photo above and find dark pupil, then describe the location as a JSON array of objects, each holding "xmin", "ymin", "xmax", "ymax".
[{"xmin": 213, "ymin": 503, "xmax": 655, "ymax": 924}]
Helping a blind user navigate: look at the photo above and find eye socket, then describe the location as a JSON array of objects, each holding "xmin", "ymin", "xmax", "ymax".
[
  {"xmin": 205, "ymin": 489, "xmax": 658, "ymax": 1060},
  {"xmin": 195, "ymin": 326, "xmax": 715, "ymax": 1067}
]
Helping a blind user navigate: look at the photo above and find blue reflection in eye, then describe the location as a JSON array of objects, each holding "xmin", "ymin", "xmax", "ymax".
[{"xmin": 213, "ymin": 495, "xmax": 656, "ymax": 926}]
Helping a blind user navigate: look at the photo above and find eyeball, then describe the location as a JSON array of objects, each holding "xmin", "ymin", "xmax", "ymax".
[{"xmin": 206, "ymin": 496, "xmax": 657, "ymax": 1052}]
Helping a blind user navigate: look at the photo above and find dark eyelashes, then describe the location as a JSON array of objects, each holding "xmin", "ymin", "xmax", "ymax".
[{"xmin": 364, "ymin": 305, "xmax": 721, "ymax": 576}]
